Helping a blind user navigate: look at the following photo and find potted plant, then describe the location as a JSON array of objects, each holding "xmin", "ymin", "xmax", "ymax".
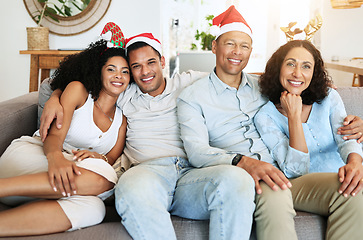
[
  {"xmin": 190, "ymin": 15, "xmax": 215, "ymax": 51},
  {"xmin": 179, "ymin": 14, "xmax": 216, "ymax": 73},
  {"xmin": 27, "ymin": 0, "xmax": 88, "ymax": 50}
]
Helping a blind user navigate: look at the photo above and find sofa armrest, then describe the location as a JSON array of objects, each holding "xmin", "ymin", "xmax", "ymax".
[{"xmin": 0, "ymin": 92, "xmax": 38, "ymax": 156}]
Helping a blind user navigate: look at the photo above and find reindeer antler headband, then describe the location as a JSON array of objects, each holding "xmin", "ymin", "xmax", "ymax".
[{"xmin": 280, "ymin": 14, "xmax": 322, "ymax": 42}]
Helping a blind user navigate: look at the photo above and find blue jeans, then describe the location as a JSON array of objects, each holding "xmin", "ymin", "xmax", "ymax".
[{"xmin": 114, "ymin": 157, "xmax": 255, "ymax": 240}]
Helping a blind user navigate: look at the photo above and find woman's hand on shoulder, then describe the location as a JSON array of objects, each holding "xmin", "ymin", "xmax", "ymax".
[{"xmin": 337, "ymin": 115, "xmax": 363, "ymax": 143}]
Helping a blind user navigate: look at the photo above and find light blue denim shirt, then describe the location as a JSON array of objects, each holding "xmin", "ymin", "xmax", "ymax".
[
  {"xmin": 254, "ymin": 88, "xmax": 363, "ymax": 179},
  {"xmin": 177, "ymin": 70, "xmax": 271, "ymax": 168}
]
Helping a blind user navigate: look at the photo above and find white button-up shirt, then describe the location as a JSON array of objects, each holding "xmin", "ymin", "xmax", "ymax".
[{"xmin": 117, "ymin": 71, "xmax": 208, "ymax": 166}]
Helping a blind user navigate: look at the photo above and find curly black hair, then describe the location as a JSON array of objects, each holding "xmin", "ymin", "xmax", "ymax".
[
  {"xmin": 259, "ymin": 40, "xmax": 332, "ymax": 105},
  {"xmin": 50, "ymin": 39, "xmax": 127, "ymax": 100}
]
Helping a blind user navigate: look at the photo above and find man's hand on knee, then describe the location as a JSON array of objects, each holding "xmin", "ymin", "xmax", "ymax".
[{"xmin": 237, "ymin": 156, "xmax": 292, "ymax": 194}]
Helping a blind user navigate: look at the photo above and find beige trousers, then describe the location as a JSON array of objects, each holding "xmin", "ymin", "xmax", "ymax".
[{"xmin": 254, "ymin": 172, "xmax": 363, "ymax": 240}]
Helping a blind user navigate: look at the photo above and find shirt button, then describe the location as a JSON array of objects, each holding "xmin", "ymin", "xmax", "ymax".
[{"xmin": 99, "ymin": 135, "xmax": 102, "ymax": 138}]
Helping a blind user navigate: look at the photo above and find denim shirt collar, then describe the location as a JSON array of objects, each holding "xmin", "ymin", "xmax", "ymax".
[{"xmin": 209, "ymin": 68, "xmax": 252, "ymax": 95}]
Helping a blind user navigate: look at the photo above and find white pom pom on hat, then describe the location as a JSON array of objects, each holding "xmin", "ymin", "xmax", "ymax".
[
  {"xmin": 211, "ymin": 5, "xmax": 252, "ymax": 40},
  {"xmin": 210, "ymin": 25, "xmax": 221, "ymax": 37}
]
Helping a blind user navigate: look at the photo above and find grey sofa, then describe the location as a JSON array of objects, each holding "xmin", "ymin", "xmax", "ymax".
[{"xmin": 1, "ymin": 87, "xmax": 363, "ymax": 240}]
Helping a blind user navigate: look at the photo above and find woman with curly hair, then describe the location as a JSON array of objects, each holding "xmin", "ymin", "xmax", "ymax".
[
  {"xmin": 255, "ymin": 40, "xmax": 363, "ymax": 239},
  {"xmin": 0, "ymin": 39, "xmax": 129, "ymax": 236}
]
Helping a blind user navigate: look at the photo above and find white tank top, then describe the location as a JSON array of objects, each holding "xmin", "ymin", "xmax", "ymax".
[{"xmin": 63, "ymin": 94, "xmax": 123, "ymax": 155}]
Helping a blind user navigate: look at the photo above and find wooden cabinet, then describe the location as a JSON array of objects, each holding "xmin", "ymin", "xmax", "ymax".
[{"xmin": 20, "ymin": 50, "xmax": 81, "ymax": 92}]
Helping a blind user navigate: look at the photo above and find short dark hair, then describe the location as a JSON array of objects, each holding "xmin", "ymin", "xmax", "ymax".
[
  {"xmin": 51, "ymin": 39, "xmax": 127, "ymax": 100},
  {"xmin": 259, "ymin": 40, "xmax": 332, "ymax": 105},
  {"xmin": 127, "ymin": 41, "xmax": 161, "ymax": 60}
]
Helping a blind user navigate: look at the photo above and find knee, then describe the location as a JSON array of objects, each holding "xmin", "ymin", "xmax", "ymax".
[
  {"xmin": 95, "ymin": 174, "xmax": 114, "ymax": 193},
  {"xmin": 82, "ymin": 170, "xmax": 114, "ymax": 195},
  {"xmin": 208, "ymin": 166, "xmax": 255, "ymax": 203},
  {"xmin": 255, "ymin": 183, "xmax": 293, "ymax": 215},
  {"xmin": 58, "ymin": 196, "xmax": 106, "ymax": 231}
]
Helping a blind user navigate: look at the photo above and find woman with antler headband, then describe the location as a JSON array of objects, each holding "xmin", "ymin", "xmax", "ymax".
[
  {"xmin": 0, "ymin": 24, "xmax": 129, "ymax": 236},
  {"xmin": 255, "ymin": 39, "xmax": 363, "ymax": 239}
]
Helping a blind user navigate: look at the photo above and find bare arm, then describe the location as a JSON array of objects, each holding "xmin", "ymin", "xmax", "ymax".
[
  {"xmin": 43, "ymin": 82, "xmax": 86, "ymax": 196},
  {"xmin": 40, "ymin": 89, "xmax": 64, "ymax": 142}
]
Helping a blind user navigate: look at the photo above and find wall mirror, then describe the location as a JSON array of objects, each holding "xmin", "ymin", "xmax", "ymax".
[{"xmin": 23, "ymin": 0, "xmax": 112, "ymax": 36}]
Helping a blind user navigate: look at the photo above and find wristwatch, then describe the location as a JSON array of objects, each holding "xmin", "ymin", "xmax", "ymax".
[{"xmin": 232, "ymin": 154, "xmax": 243, "ymax": 166}]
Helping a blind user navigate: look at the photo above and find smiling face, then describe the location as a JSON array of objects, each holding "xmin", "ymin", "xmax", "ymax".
[
  {"xmin": 128, "ymin": 45, "xmax": 166, "ymax": 97},
  {"xmin": 279, "ymin": 47, "xmax": 315, "ymax": 96},
  {"xmin": 101, "ymin": 56, "xmax": 130, "ymax": 97},
  {"xmin": 212, "ymin": 31, "xmax": 252, "ymax": 79}
]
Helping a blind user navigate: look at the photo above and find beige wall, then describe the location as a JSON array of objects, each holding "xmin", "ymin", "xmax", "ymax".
[
  {"xmin": 0, "ymin": 0, "xmax": 161, "ymax": 102},
  {"xmin": 320, "ymin": 1, "xmax": 363, "ymax": 86},
  {"xmin": 0, "ymin": 0, "xmax": 362, "ymax": 102}
]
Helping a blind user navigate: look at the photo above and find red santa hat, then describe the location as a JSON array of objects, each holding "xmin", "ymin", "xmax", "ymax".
[
  {"xmin": 125, "ymin": 33, "xmax": 162, "ymax": 56},
  {"xmin": 210, "ymin": 5, "xmax": 252, "ymax": 40}
]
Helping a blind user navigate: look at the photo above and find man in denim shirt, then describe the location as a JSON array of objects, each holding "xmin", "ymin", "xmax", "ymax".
[{"xmin": 177, "ymin": 5, "xmax": 296, "ymax": 240}]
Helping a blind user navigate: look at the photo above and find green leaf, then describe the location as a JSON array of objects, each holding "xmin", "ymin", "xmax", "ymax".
[
  {"xmin": 54, "ymin": 5, "xmax": 65, "ymax": 16},
  {"xmin": 58, "ymin": 0, "xmax": 65, "ymax": 3},
  {"xmin": 48, "ymin": 14, "xmax": 60, "ymax": 22},
  {"xmin": 64, "ymin": 6, "xmax": 72, "ymax": 16},
  {"xmin": 206, "ymin": 15, "xmax": 214, "ymax": 21},
  {"xmin": 72, "ymin": 2, "xmax": 83, "ymax": 12},
  {"xmin": 33, "ymin": 15, "xmax": 40, "ymax": 24},
  {"xmin": 38, "ymin": 0, "xmax": 47, "ymax": 3},
  {"xmin": 45, "ymin": 6, "xmax": 57, "ymax": 15}
]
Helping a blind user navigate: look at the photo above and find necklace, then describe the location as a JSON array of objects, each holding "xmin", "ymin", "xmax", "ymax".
[{"xmin": 95, "ymin": 100, "xmax": 113, "ymax": 122}]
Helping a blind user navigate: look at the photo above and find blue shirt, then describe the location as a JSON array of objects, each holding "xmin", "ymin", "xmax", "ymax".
[
  {"xmin": 254, "ymin": 89, "xmax": 363, "ymax": 178},
  {"xmin": 177, "ymin": 70, "xmax": 271, "ymax": 168}
]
